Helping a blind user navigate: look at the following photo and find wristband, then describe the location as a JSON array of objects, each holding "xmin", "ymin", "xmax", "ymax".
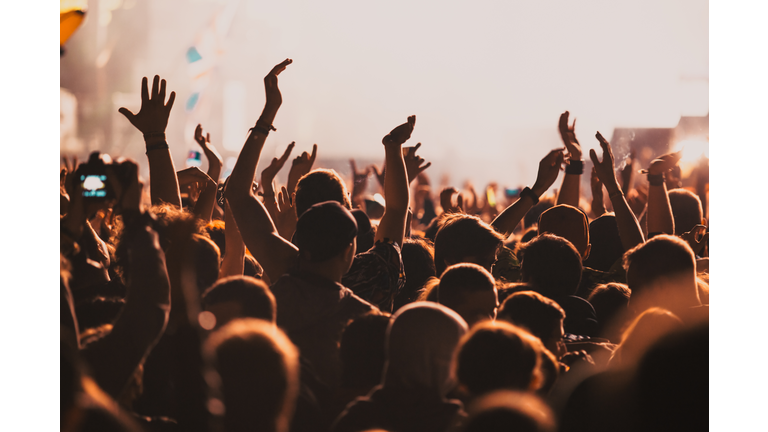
[
  {"xmin": 143, "ymin": 132, "xmax": 166, "ymax": 140},
  {"xmin": 250, "ymin": 122, "xmax": 277, "ymax": 136},
  {"xmin": 520, "ymin": 187, "xmax": 539, "ymax": 205},
  {"xmin": 565, "ymin": 159, "xmax": 584, "ymax": 175},
  {"xmin": 145, "ymin": 142, "xmax": 169, "ymax": 153},
  {"xmin": 647, "ymin": 172, "xmax": 664, "ymax": 186}
]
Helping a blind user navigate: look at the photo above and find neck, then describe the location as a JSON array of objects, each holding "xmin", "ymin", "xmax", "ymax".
[{"xmin": 298, "ymin": 258, "xmax": 346, "ymax": 283}]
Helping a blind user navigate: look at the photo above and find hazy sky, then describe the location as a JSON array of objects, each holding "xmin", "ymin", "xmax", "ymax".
[{"xmin": 64, "ymin": 0, "xmax": 708, "ymax": 187}]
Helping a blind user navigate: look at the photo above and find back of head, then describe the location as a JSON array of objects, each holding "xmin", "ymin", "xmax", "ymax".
[
  {"xmin": 610, "ymin": 307, "xmax": 684, "ymax": 369},
  {"xmin": 668, "ymin": 189, "xmax": 704, "ymax": 236},
  {"xmin": 583, "ymin": 214, "xmax": 624, "ymax": 271},
  {"xmin": 340, "ymin": 312, "xmax": 391, "ymax": 389},
  {"xmin": 588, "ymin": 283, "xmax": 632, "ymax": 342},
  {"xmin": 455, "ymin": 321, "xmax": 544, "ymax": 396},
  {"xmin": 191, "ymin": 234, "xmax": 221, "ymax": 295},
  {"xmin": 520, "ymin": 234, "xmax": 583, "ymax": 299},
  {"xmin": 434, "ymin": 214, "xmax": 505, "ymax": 276},
  {"xmin": 202, "ymin": 276, "xmax": 276, "ymax": 327},
  {"xmin": 294, "ymin": 169, "xmax": 352, "ymax": 217},
  {"xmin": 394, "ymin": 237, "xmax": 436, "ymax": 311},
  {"xmin": 204, "ymin": 318, "xmax": 299, "ymax": 432},
  {"xmin": 498, "ymin": 291, "xmax": 565, "ymax": 355},
  {"xmin": 463, "ymin": 390, "xmax": 556, "ymax": 432},
  {"xmin": 206, "ymin": 220, "xmax": 227, "ymax": 256},
  {"xmin": 623, "ymin": 235, "xmax": 698, "ymax": 311},
  {"xmin": 383, "ymin": 302, "xmax": 468, "ymax": 394},
  {"xmin": 537, "ymin": 204, "xmax": 590, "ymax": 259},
  {"xmin": 438, "ymin": 263, "xmax": 498, "ymax": 327},
  {"xmin": 292, "ymin": 201, "xmax": 358, "ymax": 263}
]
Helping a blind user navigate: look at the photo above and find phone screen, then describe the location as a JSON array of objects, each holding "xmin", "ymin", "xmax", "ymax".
[{"xmin": 81, "ymin": 174, "xmax": 108, "ymax": 198}]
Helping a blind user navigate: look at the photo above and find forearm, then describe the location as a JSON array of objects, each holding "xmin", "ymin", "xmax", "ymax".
[
  {"xmin": 146, "ymin": 138, "xmax": 181, "ymax": 207},
  {"xmin": 647, "ymin": 183, "xmax": 675, "ymax": 235},
  {"xmin": 219, "ymin": 203, "xmax": 245, "ymax": 278},
  {"xmin": 591, "ymin": 192, "xmax": 606, "ymax": 218},
  {"xmin": 193, "ymin": 177, "xmax": 217, "ymax": 222},
  {"xmin": 375, "ymin": 143, "xmax": 409, "ymax": 245},
  {"xmin": 491, "ymin": 182, "xmax": 547, "ymax": 237},
  {"xmin": 605, "ymin": 188, "xmax": 645, "ymax": 250},
  {"xmin": 556, "ymin": 173, "xmax": 581, "ymax": 207}
]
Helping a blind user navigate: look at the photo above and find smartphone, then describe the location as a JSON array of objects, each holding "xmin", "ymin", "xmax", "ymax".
[
  {"xmin": 81, "ymin": 174, "xmax": 108, "ymax": 198},
  {"xmin": 186, "ymin": 150, "xmax": 202, "ymax": 168}
]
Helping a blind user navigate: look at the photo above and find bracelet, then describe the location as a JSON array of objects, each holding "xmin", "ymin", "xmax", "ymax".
[
  {"xmin": 250, "ymin": 122, "xmax": 277, "ymax": 136},
  {"xmin": 520, "ymin": 187, "xmax": 539, "ymax": 205},
  {"xmin": 565, "ymin": 159, "xmax": 584, "ymax": 175},
  {"xmin": 145, "ymin": 142, "xmax": 169, "ymax": 153},
  {"xmin": 143, "ymin": 132, "xmax": 166, "ymax": 140},
  {"xmin": 648, "ymin": 172, "xmax": 664, "ymax": 186}
]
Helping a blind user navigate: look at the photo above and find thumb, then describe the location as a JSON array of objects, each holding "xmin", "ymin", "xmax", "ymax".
[{"xmin": 118, "ymin": 107, "xmax": 136, "ymax": 125}]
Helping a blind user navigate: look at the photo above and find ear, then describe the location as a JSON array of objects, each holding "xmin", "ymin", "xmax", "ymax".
[{"xmin": 583, "ymin": 243, "xmax": 591, "ymax": 261}]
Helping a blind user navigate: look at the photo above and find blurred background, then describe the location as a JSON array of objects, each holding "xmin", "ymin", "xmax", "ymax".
[{"xmin": 60, "ymin": 0, "xmax": 708, "ymax": 192}]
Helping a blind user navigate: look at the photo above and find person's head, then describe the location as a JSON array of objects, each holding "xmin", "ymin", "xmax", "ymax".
[
  {"xmin": 383, "ymin": 302, "xmax": 468, "ymax": 395},
  {"xmin": 609, "ymin": 307, "xmax": 684, "ymax": 369},
  {"xmin": 351, "ymin": 209, "xmax": 374, "ymax": 253},
  {"xmin": 437, "ymin": 263, "xmax": 498, "ymax": 327},
  {"xmin": 623, "ymin": 235, "xmax": 699, "ymax": 314},
  {"xmin": 668, "ymin": 189, "xmax": 705, "ymax": 236},
  {"xmin": 340, "ymin": 312, "xmax": 391, "ymax": 389},
  {"xmin": 292, "ymin": 201, "xmax": 358, "ymax": 275},
  {"xmin": 537, "ymin": 205, "xmax": 591, "ymax": 260},
  {"xmin": 519, "ymin": 234, "xmax": 583, "ymax": 299},
  {"xmin": 294, "ymin": 169, "xmax": 352, "ymax": 218},
  {"xmin": 523, "ymin": 194, "xmax": 556, "ymax": 231},
  {"xmin": 204, "ymin": 318, "xmax": 299, "ymax": 432},
  {"xmin": 206, "ymin": 219, "xmax": 226, "ymax": 256},
  {"xmin": 394, "ymin": 237, "xmax": 437, "ymax": 312},
  {"xmin": 497, "ymin": 291, "xmax": 566, "ymax": 359},
  {"xmin": 202, "ymin": 276, "xmax": 276, "ymax": 328},
  {"xmin": 190, "ymin": 234, "xmax": 222, "ymax": 295},
  {"xmin": 587, "ymin": 283, "xmax": 632, "ymax": 343},
  {"xmin": 454, "ymin": 321, "xmax": 544, "ymax": 396},
  {"xmin": 583, "ymin": 214, "xmax": 625, "ymax": 271},
  {"xmin": 434, "ymin": 214, "xmax": 505, "ymax": 276},
  {"xmin": 462, "ymin": 390, "xmax": 556, "ymax": 432}
]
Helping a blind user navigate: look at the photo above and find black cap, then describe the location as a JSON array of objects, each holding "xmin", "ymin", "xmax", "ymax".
[{"xmin": 292, "ymin": 201, "xmax": 358, "ymax": 262}]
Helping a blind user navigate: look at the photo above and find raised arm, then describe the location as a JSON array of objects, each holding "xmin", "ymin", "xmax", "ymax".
[
  {"xmin": 226, "ymin": 59, "xmax": 298, "ymax": 282},
  {"xmin": 404, "ymin": 142, "xmax": 432, "ymax": 185},
  {"xmin": 119, "ymin": 75, "xmax": 180, "ymax": 207},
  {"xmin": 375, "ymin": 115, "xmax": 414, "ymax": 246},
  {"xmin": 556, "ymin": 111, "xmax": 584, "ymax": 207},
  {"xmin": 645, "ymin": 151, "xmax": 681, "ymax": 236},
  {"xmin": 590, "ymin": 167, "xmax": 606, "ymax": 218},
  {"xmin": 286, "ymin": 144, "xmax": 317, "ymax": 199},
  {"xmin": 350, "ymin": 159, "xmax": 372, "ymax": 210},
  {"xmin": 491, "ymin": 149, "xmax": 564, "ymax": 237},
  {"xmin": 192, "ymin": 124, "xmax": 223, "ymax": 222},
  {"xmin": 260, "ymin": 141, "xmax": 295, "ymax": 221},
  {"xmin": 219, "ymin": 199, "xmax": 246, "ymax": 279},
  {"xmin": 590, "ymin": 132, "xmax": 645, "ymax": 250}
]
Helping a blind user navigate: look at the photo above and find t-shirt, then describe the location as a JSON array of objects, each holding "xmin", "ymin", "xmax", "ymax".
[
  {"xmin": 342, "ymin": 240, "xmax": 405, "ymax": 313},
  {"xmin": 271, "ymin": 270, "xmax": 378, "ymax": 388}
]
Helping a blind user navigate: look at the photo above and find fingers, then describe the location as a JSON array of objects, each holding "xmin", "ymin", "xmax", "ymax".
[
  {"xmin": 350, "ymin": 159, "xmax": 358, "ymax": 174},
  {"xmin": 412, "ymin": 142, "xmax": 422, "ymax": 153},
  {"xmin": 309, "ymin": 144, "xmax": 317, "ymax": 163},
  {"xmin": 206, "ymin": 133, "xmax": 210, "ymax": 142},
  {"xmin": 555, "ymin": 151, "xmax": 565, "ymax": 168},
  {"xmin": 589, "ymin": 148, "xmax": 600, "ymax": 166},
  {"xmin": 141, "ymin": 76, "xmax": 149, "ymax": 102},
  {"xmin": 280, "ymin": 142, "xmax": 295, "ymax": 162},
  {"xmin": 195, "ymin": 124, "xmax": 203, "ymax": 142},
  {"xmin": 152, "ymin": 75, "xmax": 160, "ymax": 99},
  {"xmin": 118, "ymin": 107, "xmax": 135, "ymax": 123},
  {"xmin": 270, "ymin": 58, "xmax": 293, "ymax": 76},
  {"xmin": 421, "ymin": 162, "xmax": 432, "ymax": 171},
  {"xmin": 408, "ymin": 115, "xmax": 416, "ymax": 127},
  {"xmin": 159, "ymin": 78, "xmax": 167, "ymax": 102},
  {"xmin": 166, "ymin": 91, "xmax": 176, "ymax": 110}
]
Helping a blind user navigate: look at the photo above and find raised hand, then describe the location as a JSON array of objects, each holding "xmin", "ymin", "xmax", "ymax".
[
  {"xmin": 403, "ymin": 142, "xmax": 431, "ymax": 184},
  {"xmin": 371, "ymin": 164, "xmax": 386, "ymax": 190},
  {"xmin": 262, "ymin": 58, "xmax": 293, "ymax": 117},
  {"xmin": 194, "ymin": 124, "xmax": 223, "ymax": 167},
  {"xmin": 440, "ymin": 187, "xmax": 464, "ymax": 214},
  {"xmin": 287, "ymin": 143, "xmax": 317, "ymax": 197},
  {"xmin": 118, "ymin": 75, "xmax": 176, "ymax": 135},
  {"xmin": 274, "ymin": 186, "xmax": 298, "ymax": 239},
  {"xmin": 620, "ymin": 148, "xmax": 636, "ymax": 194},
  {"xmin": 261, "ymin": 142, "xmax": 295, "ymax": 195},
  {"xmin": 532, "ymin": 149, "xmax": 565, "ymax": 196},
  {"xmin": 559, "ymin": 111, "xmax": 582, "ymax": 160},
  {"xmin": 350, "ymin": 159, "xmax": 371, "ymax": 202},
  {"xmin": 681, "ymin": 224, "xmax": 708, "ymax": 257},
  {"xmin": 383, "ymin": 115, "xmax": 416, "ymax": 146},
  {"xmin": 591, "ymin": 167, "xmax": 606, "ymax": 217},
  {"xmin": 589, "ymin": 132, "xmax": 621, "ymax": 194},
  {"xmin": 646, "ymin": 151, "xmax": 683, "ymax": 176}
]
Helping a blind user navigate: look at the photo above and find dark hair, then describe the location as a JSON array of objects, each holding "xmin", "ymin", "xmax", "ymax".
[
  {"xmin": 191, "ymin": 234, "xmax": 221, "ymax": 295},
  {"xmin": 498, "ymin": 291, "xmax": 564, "ymax": 349},
  {"xmin": 537, "ymin": 205, "xmax": 590, "ymax": 258},
  {"xmin": 294, "ymin": 169, "xmax": 352, "ymax": 218},
  {"xmin": 583, "ymin": 214, "xmax": 624, "ymax": 272},
  {"xmin": 668, "ymin": 189, "xmax": 704, "ymax": 235},
  {"xmin": 394, "ymin": 237, "xmax": 436, "ymax": 311},
  {"xmin": 520, "ymin": 234, "xmax": 583, "ymax": 299},
  {"xmin": 438, "ymin": 263, "xmax": 496, "ymax": 310},
  {"xmin": 204, "ymin": 319, "xmax": 299, "ymax": 432},
  {"xmin": 623, "ymin": 235, "xmax": 696, "ymax": 294},
  {"xmin": 206, "ymin": 220, "xmax": 226, "ymax": 256},
  {"xmin": 455, "ymin": 321, "xmax": 543, "ymax": 395},
  {"xmin": 293, "ymin": 201, "xmax": 358, "ymax": 262},
  {"xmin": 523, "ymin": 195, "xmax": 555, "ymax": 230},
  {"xmin": 339, "ymin": 312, "xmax": 391, "ymax": 389},
  {"xmin": 587, "ymin": 283, "xmax": 631, "ymax": 342},
  {"xmin": 203, "ymin": 276, "xmax": 276, "ymax": 324},
  {"xmin": 463, "ymin": 390, "xmax": 556, "ymax": 432},
  {"xmin": 434, "ymin": 214, "xmax": 504, "ymax": 276}
]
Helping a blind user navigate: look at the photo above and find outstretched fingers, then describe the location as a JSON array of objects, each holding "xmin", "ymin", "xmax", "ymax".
[
  {"xmin": 151, "ymin": 75, "xmax": 160, "ymax": 100},
  {"xmin": 165, "ymin": 91, "xmax": 176, "ymax": 110},
  {"xmin": 269, "ymin": 58, "xmax": 293, "ymax": 77},
  {"xmin": 141, "ymin": 76, "xmax": 149, "ymax": 103},
  {"xmin": 309, "ymin": 144, "xmax": 317, "ymax": 164}
]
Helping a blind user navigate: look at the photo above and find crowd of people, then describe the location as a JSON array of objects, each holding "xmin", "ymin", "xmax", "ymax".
[{"xmin": 60, "ymin": 58, "xmax": 709, "ymax": 432}]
